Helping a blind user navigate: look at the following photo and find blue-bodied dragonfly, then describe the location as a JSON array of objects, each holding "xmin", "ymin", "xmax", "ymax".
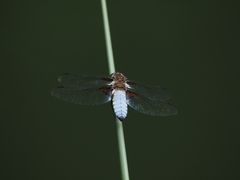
[{"xmin": 51, "ymin": 72, "xmax": 177, "ymax": 121}]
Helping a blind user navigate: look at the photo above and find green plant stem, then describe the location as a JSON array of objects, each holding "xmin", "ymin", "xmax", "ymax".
[
  {"xmin": 116, "ymin": 120, "xmax": 130, "ymax": 180},
  {"xmin": 100, "ymin": 0, "xmax": 130, "ymax": 180}
]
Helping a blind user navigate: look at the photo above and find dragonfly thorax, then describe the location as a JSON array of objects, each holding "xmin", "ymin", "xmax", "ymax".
[{"xmin": 111, "ymin": 72, "xmax": 128, "ymax": 90}]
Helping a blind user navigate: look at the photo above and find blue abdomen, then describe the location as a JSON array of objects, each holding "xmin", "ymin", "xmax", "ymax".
[{"xmin": 112, "ymin": 90, "xmax": 128, "ymax": 120}]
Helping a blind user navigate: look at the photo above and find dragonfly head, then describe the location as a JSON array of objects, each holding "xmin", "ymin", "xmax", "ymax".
[{"xmin": 111, "ymin": 72, "xmax": 126, "ymax": 82}]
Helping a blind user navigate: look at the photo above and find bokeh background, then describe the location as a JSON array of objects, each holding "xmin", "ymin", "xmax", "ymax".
[{"xmin": 1, "ymin": 0, "xmax": 239, "ymax": 179}]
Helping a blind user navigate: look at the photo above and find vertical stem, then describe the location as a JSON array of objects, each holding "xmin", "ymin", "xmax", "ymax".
[
  {"xmin": 100, "ymin": 1, "xmax": 130, "ymax": 180},
  {"xmin": 101, "ymin": 0, "xmax": 115, "ymax": 74},
  {"xmin": 116, "ymin": 120, "xmax": 130, "ymax": 180}
]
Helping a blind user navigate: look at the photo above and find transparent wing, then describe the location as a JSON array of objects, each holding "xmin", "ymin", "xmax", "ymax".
[
  {"xmin": 127, "ymin": 81, "xmax": 171, "ymax": 101},
  {"xmin": 57, "ymin": 73, "xmax": 112, "ymax": 89},
  {"xmin": 51, "ymin": 73, "xmax": 112, "ymax": 105},
  {"xmin": 51, "ymin": 87, "xmax": 111, "ymax": 105},
  {"xmin": 127, "ymin": 91, "xmax": 178, "ymax": 116}
]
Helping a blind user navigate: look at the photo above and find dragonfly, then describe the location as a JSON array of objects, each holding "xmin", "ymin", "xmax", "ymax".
[{"xmin": 51, "ymin": 72, "xmax": 177, "ymax": 121}]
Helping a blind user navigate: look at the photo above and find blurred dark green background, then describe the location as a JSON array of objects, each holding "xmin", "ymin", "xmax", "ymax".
[{"xmin": 1, "ymin": 0, "xmax": 239, "ymax": 179}]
